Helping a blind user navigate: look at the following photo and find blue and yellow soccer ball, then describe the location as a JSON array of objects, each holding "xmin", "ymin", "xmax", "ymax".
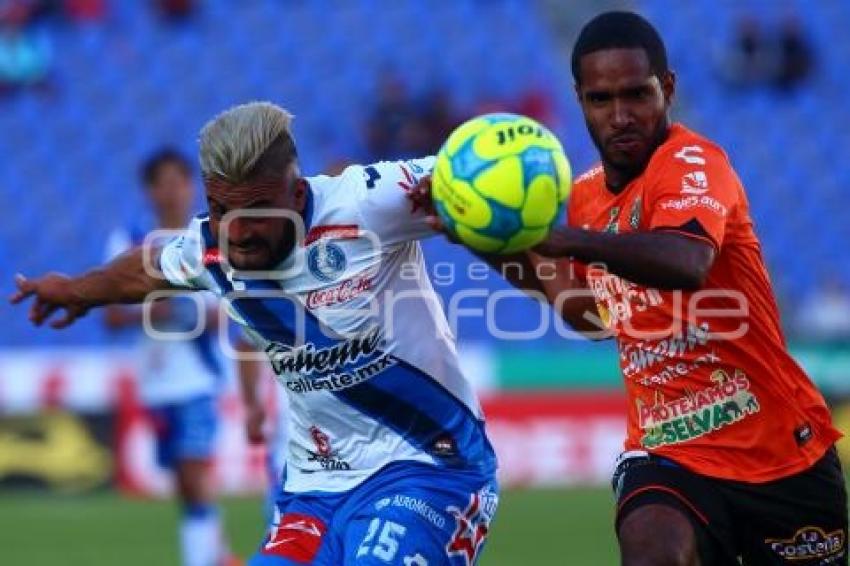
[{"xmin": 432, "ymin": 113, "xmax": 572, "ymax": 254}]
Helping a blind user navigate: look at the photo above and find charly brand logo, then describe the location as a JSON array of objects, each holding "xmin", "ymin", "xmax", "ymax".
[
  {"xmin": 766, "ymin": 527, "xmax": 845, "ymax": 562},
  {"xmin": 639, "ymin": 369, "xmax": 760, "ymax": 449},
  {"xmin": 307, "ymin": 242, "xmax": 347, "ymax": 282}
]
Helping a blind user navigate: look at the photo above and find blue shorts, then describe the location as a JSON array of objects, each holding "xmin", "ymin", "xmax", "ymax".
[
  {"xmin": 147, "ymin": 395, "xmax": 218, "ymax": 469},
  {"xmin": 250, "ymin": 462, "xmax": 499, "ymax": 566}
]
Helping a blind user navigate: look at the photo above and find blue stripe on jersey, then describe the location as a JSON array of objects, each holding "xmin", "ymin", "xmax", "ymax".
[
  {"xmin": 198, "ymin": 216, "xmax": 487, "ymax": 470},
  {"xmin": 200, "ymin": 220, "xmax": 296, "ymax": 345},
  {"xmin": 221, "ymin": 280, "xmax": 482, "ymax": 469},
  {"xmin": 350, "ymin": 357, "xmax": 496, "ymax": 472}
]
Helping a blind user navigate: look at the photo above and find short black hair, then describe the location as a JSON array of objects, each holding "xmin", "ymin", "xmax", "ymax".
[
  {"xmin": 140, "ymin": 147, "xmax": 192, "ymax": 187},
  {"xmin": 571, "ymin": 11, "xmax": 669, "ymax": 84}
]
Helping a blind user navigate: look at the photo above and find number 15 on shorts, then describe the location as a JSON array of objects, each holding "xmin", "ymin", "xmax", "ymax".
[{"xmin": 356, "ymin": 518, "xmax": 410, "ymax": 562}]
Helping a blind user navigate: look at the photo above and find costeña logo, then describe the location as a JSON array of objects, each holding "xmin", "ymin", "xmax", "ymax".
[
  {"xmin": 766, "ymin": 527, "xmax": 845, "ymax": 561},
  {"xmin": 307, "ymin": 242, "xmax": 347, "ymax": 282}
]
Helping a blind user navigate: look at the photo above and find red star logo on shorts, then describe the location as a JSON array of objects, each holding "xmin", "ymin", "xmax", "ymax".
[{"xmin": 446, "ymin": 492, "xmax": 490, "ymax": 565}]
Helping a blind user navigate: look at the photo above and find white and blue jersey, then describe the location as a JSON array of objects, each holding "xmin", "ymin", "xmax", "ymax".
[
  {"xmin": 106, "ymin": 227, "xmax": 227, "ymax": 407},
  {"xmin": 159, "ymin": 158, "xmax": 497, "ymax": 495}
]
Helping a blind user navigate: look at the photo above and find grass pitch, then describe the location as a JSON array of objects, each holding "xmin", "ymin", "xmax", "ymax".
[{"xmin": 0, "ymin": 487, "xmax": 617, "ymax": 565}]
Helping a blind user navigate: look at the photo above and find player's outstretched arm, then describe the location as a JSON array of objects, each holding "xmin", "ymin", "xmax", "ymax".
[
  {"xmin": 535, "ymin": 226, "xmax": 715, "ymax": 291},
  {"xmin": 10, "ymin": 246, "xmax": 174, "ymax": 329},
  {"xmin": 408, "ymin": 175, "xmax": 609, "ymax": 338}
]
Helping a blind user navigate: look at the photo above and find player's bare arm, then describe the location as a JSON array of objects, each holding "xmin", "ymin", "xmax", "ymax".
[
  {"xmin": 10, "ymin": 245, "xmax": 174, "ymax": 329},
  {"xmin": 408, "ymin": 174, "xmax": 607, "ymax": 335},
  {"xmin": 535, "ymin": 226, "xmax": 715, "ymax": 291}
]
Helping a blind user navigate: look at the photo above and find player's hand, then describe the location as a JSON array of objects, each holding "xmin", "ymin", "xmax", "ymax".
[
  {"xmin": 407, "ymin": 175, "xmax": 460, "ymax": 243},
  {"xmin": 10, "ymin": 273, "xmax": 90, "ymax": 329},
  {"xmin": 532, "ymin": 226, "xmax": 569, "ymax": 258},
  {"xmin": 244, "ymin": 402, "xmax": 266, "ymax": 445}
]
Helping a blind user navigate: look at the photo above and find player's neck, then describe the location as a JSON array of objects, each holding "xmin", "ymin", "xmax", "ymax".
[
  {"xmin": 159, "ymin": 214, "xmax": 188, "ymax": 230},
  {"xmin": 603, "ymin": 165, "xmax": 639, "ymax": 194}
]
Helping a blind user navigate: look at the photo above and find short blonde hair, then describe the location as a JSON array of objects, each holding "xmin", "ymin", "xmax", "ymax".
[{"xmin": 199, "ymin": 101, "xmax": 296, "ymax": 183}]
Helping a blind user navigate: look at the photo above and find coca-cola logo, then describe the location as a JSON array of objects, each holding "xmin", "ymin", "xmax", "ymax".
[{"xmin": 306, "ymin": 276, "xmax": 372, "ymax": 309}]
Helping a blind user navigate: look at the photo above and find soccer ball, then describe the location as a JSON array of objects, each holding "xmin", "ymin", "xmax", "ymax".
[{"xmin": 432, "ymin": 113, "xmax": 572, "ymax": 254}]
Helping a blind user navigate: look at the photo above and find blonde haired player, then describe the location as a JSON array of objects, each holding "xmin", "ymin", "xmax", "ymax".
[{"xmin": 12, "ymin": 102, "xmax": 498, "ymax": 566}]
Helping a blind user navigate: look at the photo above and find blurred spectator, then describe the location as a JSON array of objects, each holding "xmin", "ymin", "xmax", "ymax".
[
  {"xmin": 719, "ymin": 15, "xmax": 815, "ymax": 92},
  {"xmin": 365, "ymin": 73, "xmax": 428, "ymax": 160},
  {"xmin": 0, "ymin": 1, "xmax": 53, "ymax": 94},
  {"xmin": 795, "ymin": 278, "xmax": 850, "ymax": 343},
  {"xmin": 0, "ymin": 0, "xmax": 58, "ymax": 25},
  {"xmin": 515, "ymin": 87, "xmax": 556, "ymax": 128},
  {"xmin": 773, "ymin": 16, "xmax": 814, "ymax": 91},
  {"xmin": 154, "ymin": 0, "xmax": 197, "ymax": 22},
  {"xmin": 718, "ymin": 17, "xmax": 773, "ymax": 88},
  {"xmin": 64, "ymin": 0, "xmax": 106, "ymax": 22},
  {"xmin": 420, "ymin": 88, "xmax": 458, "ymax": 153}
]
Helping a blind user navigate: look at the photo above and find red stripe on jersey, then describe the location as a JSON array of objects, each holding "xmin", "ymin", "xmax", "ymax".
[{"xmin": 304, "ymin": 224, "xmax": 360, "ymax": 245}]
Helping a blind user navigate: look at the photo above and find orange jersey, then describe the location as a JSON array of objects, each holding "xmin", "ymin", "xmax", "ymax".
[{"xmin": 568, "ymin": 123, "xmax": 840, "ymax": 482}]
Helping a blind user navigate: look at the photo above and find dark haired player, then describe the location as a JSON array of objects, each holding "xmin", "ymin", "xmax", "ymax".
[
  {"xmin": 539, "ymin": 11, "xmax": 845, "ymax": 566},
  {"xmin": 414, "ymin": 10, "xmax": 846, "ymax": 566},
  {"xmin": 103, "ymin": 148, "xmax": 240, "ymax": 566}
]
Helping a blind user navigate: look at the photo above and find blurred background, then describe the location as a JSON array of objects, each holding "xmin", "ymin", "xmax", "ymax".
[{"xmin": 2, "ymin": 0, "xmax": 849, "ymax": 564}]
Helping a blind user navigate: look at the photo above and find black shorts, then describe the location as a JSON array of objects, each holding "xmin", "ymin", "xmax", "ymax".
[{"xmin": 613, "ymin": 447, "xmax": 848, "ymax": 565}]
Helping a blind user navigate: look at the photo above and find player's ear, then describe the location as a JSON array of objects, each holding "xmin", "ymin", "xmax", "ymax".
[
  {"xmin": 293, "ymin": 177, "xmax": 309, "ymax": 212},
  {"xmin": 662, "ymin": 70, "xmax": 676, "ymax": 105},
  {"xmin": 574, "ymin": 83, "xmax": 583, "ymax": 103}
]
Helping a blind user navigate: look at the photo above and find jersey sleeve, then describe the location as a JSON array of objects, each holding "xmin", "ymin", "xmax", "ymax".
[
  {"xmin": 158, "ymin": 216, "xmax": 209, "ymax": 290},
  {"xmin": 646, "ymin": 143, "xmax": 740, "ymax": 250},
  {"xmin": 353, "ymin": 156, "xmax": 437, "ymax": 246}
]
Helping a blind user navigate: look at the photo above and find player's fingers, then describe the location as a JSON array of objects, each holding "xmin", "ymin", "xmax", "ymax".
[
  {"xmin": 407, "ymin": 176, "xmax": 432, "ymax": 205},
  {"xmin": 426, "ymin": 215, "xmax": 461, "ymax": 244},
  {"xmin": 31, "ymin": 301, "xmax": 59, "ymax": 326},
  {"xmin": 425, "ymin": 215, "xmax": 444, "ymax": 232},
  {"xmin": 50, "ymin": 306, "xmax": 83, "ymax": 329},
  {"xmin": 10, "ymin": 273, "xmax": 35, "ymax": 304},
  {"xmin": 29, "ymin": 297, "xmax": 48, "ymax": 324},
  {"xmin": 414, "ymin": 175, "xmax": 432, "ymax": 196}
]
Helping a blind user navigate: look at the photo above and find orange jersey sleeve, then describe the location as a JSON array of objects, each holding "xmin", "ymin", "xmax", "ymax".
[{"xmin": 645, "ymin": 143, "xmax": 741, "ymax": 251}]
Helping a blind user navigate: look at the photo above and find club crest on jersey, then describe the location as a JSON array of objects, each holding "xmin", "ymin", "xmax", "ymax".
[
  {"xmin": 307, "ymin": 242, "xmax": 347, "ymax": 282},
  {"xmin": 629, "ymin": 198, "xmax": 642, "ymax": 230},
  {"xmin": 604, "ymin": 207, "xmax": 620, "ymax": 234},
  {"xmin": 307, "ymin": 425, "xmax": 351, "ymax": 470}
]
